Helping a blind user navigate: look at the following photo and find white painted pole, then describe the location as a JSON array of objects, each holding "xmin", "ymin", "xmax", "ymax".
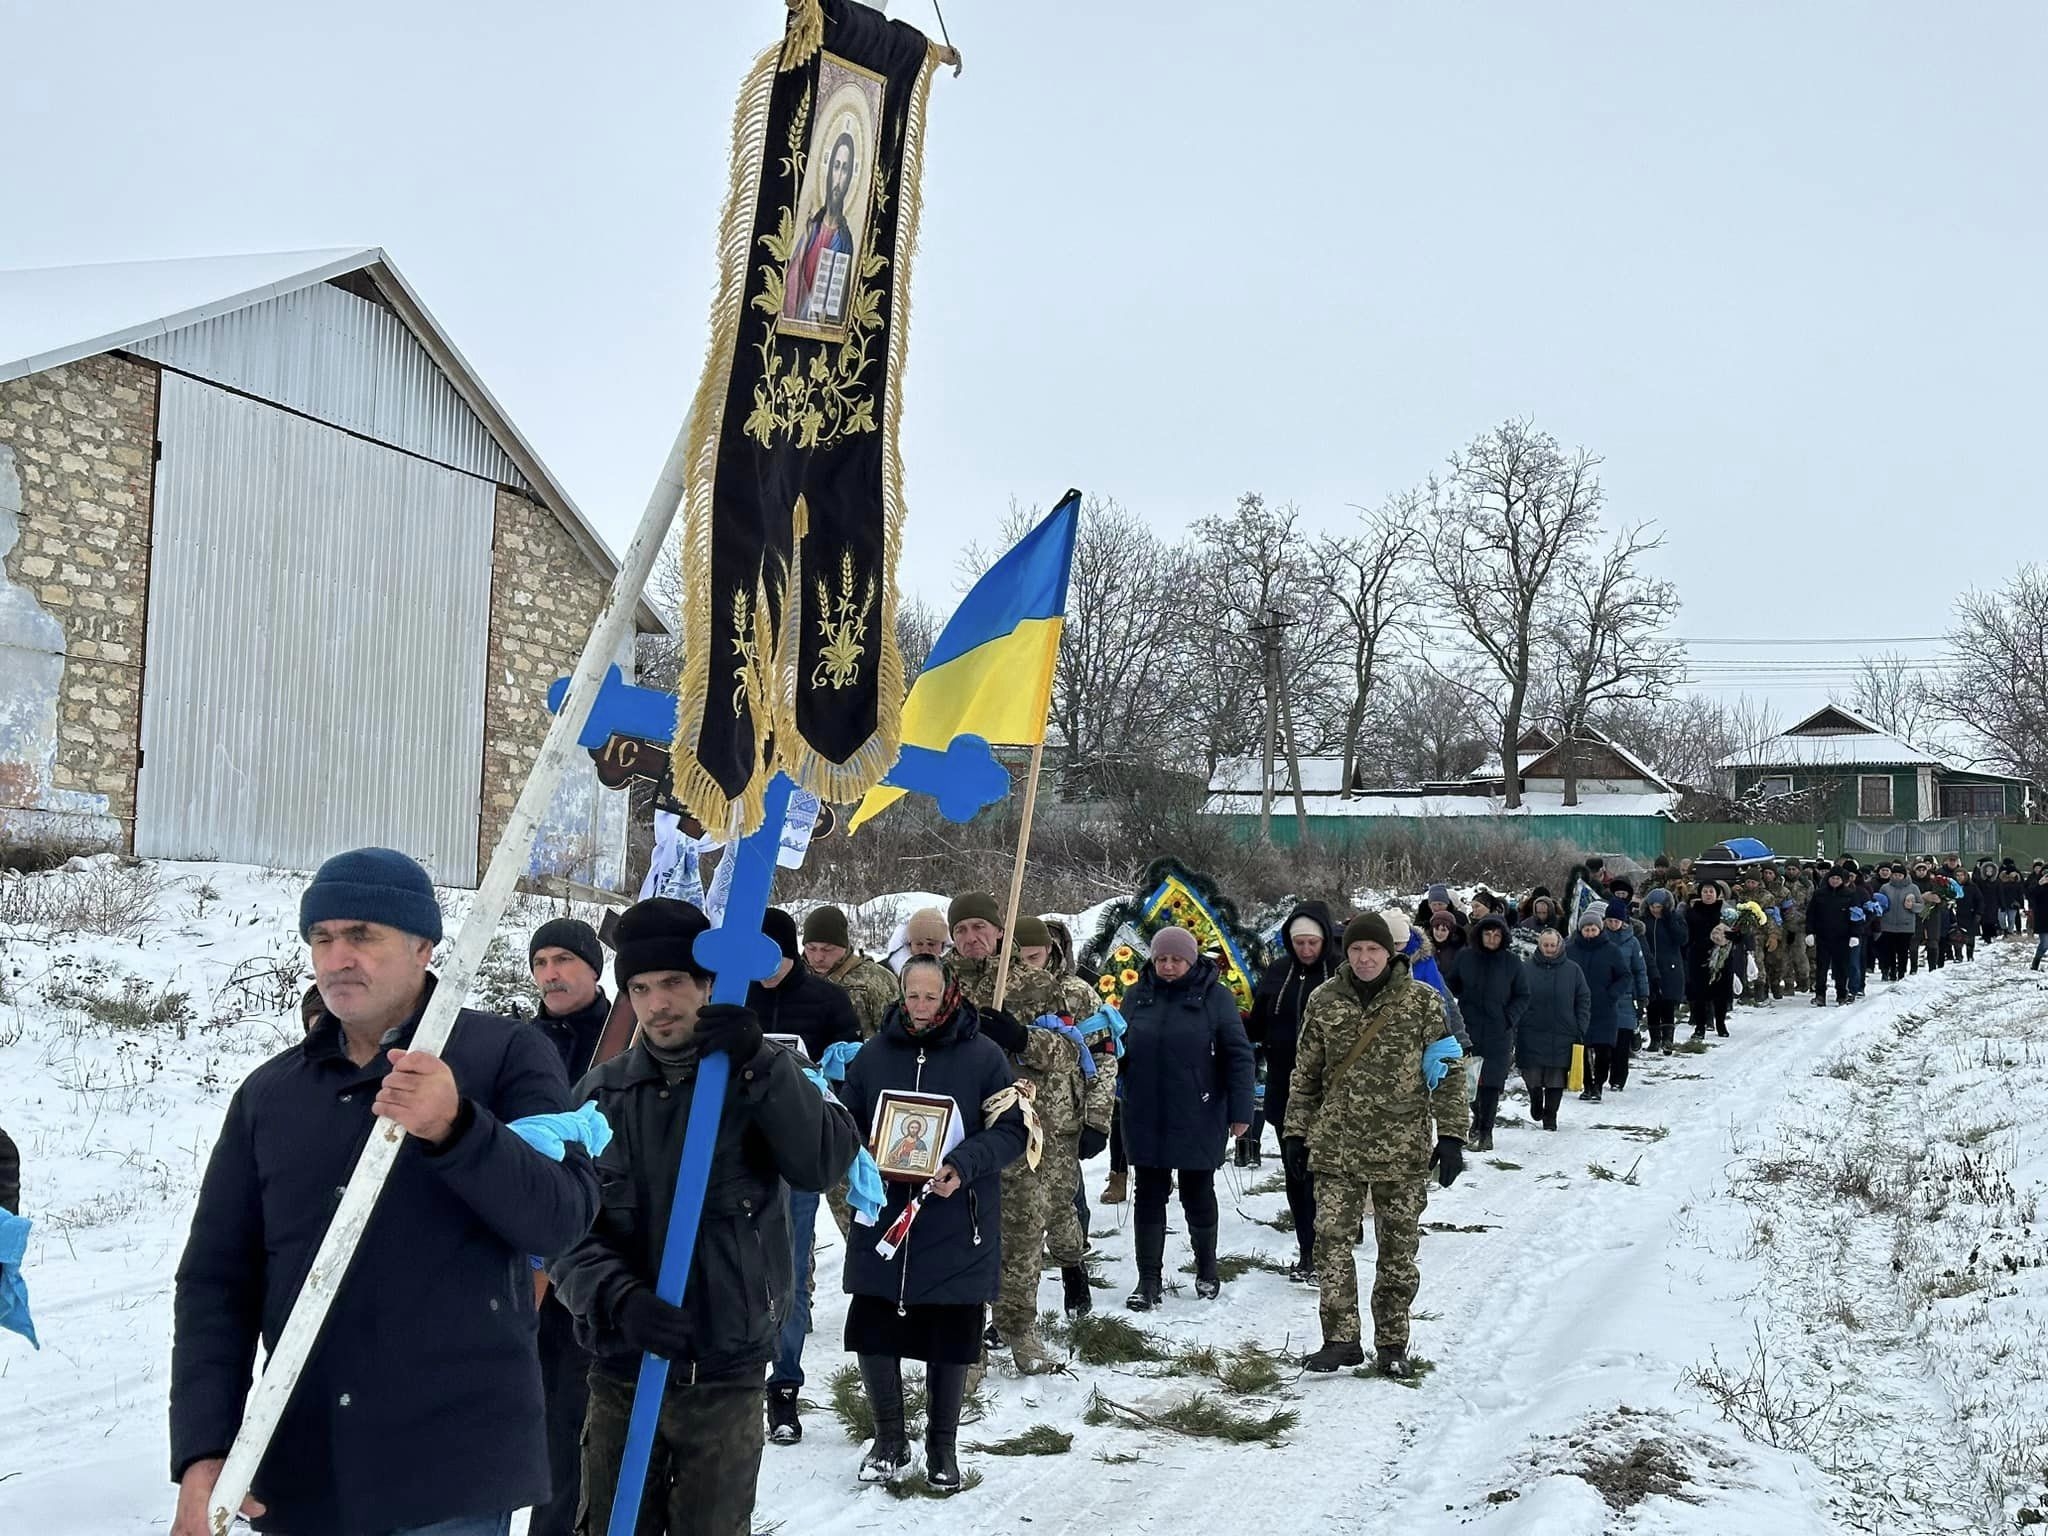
[{"xmin": 207, "ymin": 408, "xmax": 694, "ymax": 1533}]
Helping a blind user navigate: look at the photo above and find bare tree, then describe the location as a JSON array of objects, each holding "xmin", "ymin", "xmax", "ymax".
[
  {"xmin": 1595, "ymin": 692, "xmax": 1781, "ymax": 793},
  {"xmin": 894, "ymin": 595, "xmax": 942, "ymax": 683},
  {"xmin": 1358, "ymin": 664, "xmax": 1493, "ymax": 786},
  {"xmin": 1849, "ymin": 650, "xmax": 1938, "ymax": 749},
  {"xmin": 1924, "ymin": 566, "xmax": 2048, "ymax": 795},
  {"xmin": 1539, "ymin": 526, "xmax": 1683, "ymax": 804},
  {"xmin": 1424, "ymin": 421, "xmax": 1605, "ymax": 808},
  {"xmin": 1314, "ymin": 495, "xmax": 1421, "ymax": 795}
]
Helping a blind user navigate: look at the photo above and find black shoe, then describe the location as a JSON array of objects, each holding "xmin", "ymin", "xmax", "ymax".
[
  {"xmin": 1543, "ymin": 1117, "xmax": 1557, "ymax": 1132},
  {"xmin": 982, "ymin": 1319, "xmax": 1003, "ymax": 1350},
  {"xmin": 924, "ymin": 1361, "xmax": 967, "ymax": 1494},
  {"xmin": 1191, "ymin": 1223, "xmax": 1221, "ymax": 1300},
  {"xmin": 766, "ymin": 1384, "xmax": 802, "ymax": 1446},
  {"xmin": 1376, "ymin": 1345, "xmax": 1414, "ymax": 1379},
  {"xmin": 1689, "ymin": 1029, "xmax": 1706, "ymax": 1042},
  {"xmin": 1303, "ymin": 1338, "xmax": 1365, "ymax": 1372},
  {"xmin": 1127, "ymin": 1223, "xmax": 1165, "ymax": 1311},
  {"xmin": 1476, "ymin": 1132, "xmax": 1494, "ymax": 1152},
  {"xmin": 857, "ymin": 1353, "xmax": 912, "ymax": 1483},
  {"xmin": 1061, "ymin": 1264, "xmax": 1093, "ymax": 1317},
  {"xmin": 1286, "ymin": 1257, "xmax": 1318, "ymax": 1285},
  {"xmin": 1716, "ymin": 1024, "xmax": 1730, "ymax": 1037},
  {"xmin": 1584, "ymin": 1088, "xmax": 1603, "ymax": 1103}
]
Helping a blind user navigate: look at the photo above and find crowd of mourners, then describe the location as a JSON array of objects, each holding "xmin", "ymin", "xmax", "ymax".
[{"xmin": 152, "ymin": 845, "xmax": 2048, "ymax": 1536}]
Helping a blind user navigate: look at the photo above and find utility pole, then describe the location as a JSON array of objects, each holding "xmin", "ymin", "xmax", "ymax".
[
  {"xmin": 1276, "ymin": 641, "xmax": 1310, "ymax": 845},
  {"xmin": 1258, "ymin": 608, "xmax": 1279, "ymax": 843}
]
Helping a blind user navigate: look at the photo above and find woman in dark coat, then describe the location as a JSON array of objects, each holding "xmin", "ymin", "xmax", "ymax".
[
  {"xmin": 1638, "ymin": 888, "xmax": 1689, "ymax": 1053},
  {"xmin": 1446, "ymin": 915, "xmax": 1528, "ymax": 1150},
  {"xmin": 1117, "ymin": 925, "xmax": 1256, "ymax": 1310},
  {"xmin": 1684, "ymin": 879, "xmax": 1736, "ymax": 1040},
  {"xmin": 1516, "ymin": 928, "xmax": 1588, "ymax": 1132},
  {"xmin": 837, "ymin": 955, "xmax": 1029, "ymax": 1490},
  {"xmin": 1244, "ymin": 900, "xmax": 1341, "ymax": 1281},
  {"xmin": 1425, "ymin": 909, "xmax": 1468, "ymax": 968},
  {"xmin": 1567, "ymin": 913, "xmax": 1632, "ymax": 1105}
]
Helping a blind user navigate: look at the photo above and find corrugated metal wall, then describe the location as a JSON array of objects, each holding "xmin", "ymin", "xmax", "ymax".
[
  {"xmin": 129, "ymin": 279, "xmax": 530, "ymax": 490},
  {"xmin": 137, "ymin": 373, "xmax": 493, "ymax": 884}
]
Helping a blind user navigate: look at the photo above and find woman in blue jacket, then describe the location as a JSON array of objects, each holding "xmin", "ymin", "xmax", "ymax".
[
  {"xmin": 1599, "ymin": 899, "xmax": 1649, "ymax": 1091},
  {"xmin": 1567, "ymin": 913, "xmax": 1633, "ymax": 1106},
  {"xmin": 838, "ymin": 956, "xmax": 1029, "ymax": 1491}
]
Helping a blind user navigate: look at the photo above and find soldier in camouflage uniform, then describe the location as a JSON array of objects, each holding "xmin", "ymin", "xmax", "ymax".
[
  {"xmin": 1285, "ymin": 911, "xmax": 1469, "ymax": 1377},
  {"xmin": 1779, "ymin": 866, "xmax": 1812, "ymax": 992},
  {"xmin": 946, "ymin": 894, "xmax": 1089, "ymax": 1374}
]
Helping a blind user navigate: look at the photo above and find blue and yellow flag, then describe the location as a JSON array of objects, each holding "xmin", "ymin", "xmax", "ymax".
[{"xmin": 849, "ymin": 492, "xmax": 1080, "ymax": 832}]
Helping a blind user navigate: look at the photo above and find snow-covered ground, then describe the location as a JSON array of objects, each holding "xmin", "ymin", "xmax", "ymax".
[{"xmin": 4, "ymin": 859, "xmax": 2046, "ymax": 1534}]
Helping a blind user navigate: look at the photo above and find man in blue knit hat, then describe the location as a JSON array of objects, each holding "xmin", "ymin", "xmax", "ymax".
[{"xmin": 169, "ymin": 848, "xmax": 599, "ymax": 1536}]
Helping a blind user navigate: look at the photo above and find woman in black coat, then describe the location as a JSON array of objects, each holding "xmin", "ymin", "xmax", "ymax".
[
  {"xmin": 1516, "ymin": 928, "xmax": 1589, "ymax": 1132},
  {"xmin": 1638, "ymin": 888, "xmax": 1689, "ymax": 1053},
  {"xmin": 837, "ymin": 956, "xmax": 1028, "ymax": 1490},
  {"xmin": 1117, "ymin": 926, "xmax": 1256, "ymax": 1310},
  {"xmin": 1446, "ymin": 915, "xmax": 1528, "ymax": 1150},
  {"xmin": 1244, "ymin": 901, "xmax": 1341, "ymax": 1280},
  {"xmin": 1684, "ymin": 879, "xmax": 1735, "ymax": 1040}
]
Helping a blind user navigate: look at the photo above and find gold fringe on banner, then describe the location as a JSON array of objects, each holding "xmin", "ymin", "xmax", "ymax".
[
  {"xmin": 668, "ymin": 41, "xmax": 782, "ymax": 841},
  {"xmin": 766, "ymin": 41, "xmax": 941, "ymax": 811},
  {"xmin": 781, "ymin": 0, "xmax": 825, "ymax": 71}
]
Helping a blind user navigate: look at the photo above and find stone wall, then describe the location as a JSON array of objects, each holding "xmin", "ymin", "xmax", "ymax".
[
  {"xmin": 0, "ymin": 355, "xmax": 157, "ymax": 849},
  {"xmin": 480, "ymin": 486, "xmax": 627, "ymax": 888}
]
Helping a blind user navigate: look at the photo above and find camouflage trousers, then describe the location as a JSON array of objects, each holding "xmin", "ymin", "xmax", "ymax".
[
  {"xmin": 1761, "ymin": 943, "xmax": 1794, "ymax": 998},
  {"xmin": 1786, "ymin": 937, "xmax": 1812, "ymax": 989},
  {"xmin": 993, "ymin": 1134, "xmax": 1085, "ymax": 1335},
  {"xmin": 1313, "ymin": 1175, "xmax": 1428, "ymax": 1349},
  {"xmin": 580, "ymin": 1370, "xmax": 762, "ymax": 1536}
]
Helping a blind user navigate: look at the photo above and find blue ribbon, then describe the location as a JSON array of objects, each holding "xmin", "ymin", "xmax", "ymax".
[
  {"xmin": 1421, "ymin": 1035, "xmax": 1465, "ymax": 1091},
  {"xmin": 798, "ymin": 1065, "xmax": 886, "ymax": 1221},
  {"xmin": 817, "ymin": 1038, "xmax": 863, "ymax": 1084},
  {"xmin": 1084, "ymin": 1003, "xmax": 1128, "ymax": 1059},
  {"xmin": 1035, "ymin": 1014, "xmax": 1096, "ymax": 1077},
  {"xmin": 507, "ymin": 1103, "xmax": 615, "ymax": 1163},
  {"xmin": 0, "ymin": 1211, "xmax": 36, "ymax": 1349}
]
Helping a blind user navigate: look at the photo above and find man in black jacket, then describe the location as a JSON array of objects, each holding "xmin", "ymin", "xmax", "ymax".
[
  {"xmin": 554, "ymin": 898, "xmax": 859, "ymax": 1536},
  {"xmin": 525, "ymin": 916, "xmax": 611, "ymax": 1536},
  {"xmin": 1806, "ymin": 866, "xmax": 1859, "ymax": 1007},
  {"xmin": 748, "ymin": 906, "xmax": 862, "ymax": 1444},
  {"xmin": 170, "ymin": 848, "xmax": 600, "ymax": 1536}
]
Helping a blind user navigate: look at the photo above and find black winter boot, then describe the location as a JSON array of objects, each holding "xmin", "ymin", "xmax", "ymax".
[
  {"xmin": 1303, "ymin": 1337, "xmax": 1365, "ymax": 1372},
  {"xmin": 1061, "ymin": 1263, "xmax": 1094, "ymax": 1317},
  {"xmin": 1376, "ymin": 1344, "xmax": 1414, "ymax": 1379},
  {"xmin": 766, "ymin": 1382, "xmax": 802, "ymax": 1445},
  {"xmin": 1191, "ymin": 1224, "xmax": 1222, "ymax": 1300},
  {"xmin": 1126, "ymin": 1223, "xmax": 1166, "ymax": 1311},
  {"xmin": 924, "ymin": 1361, "xmax": 967, "ymax": 1493},
  {"xmin": 856, "ymin": 1354, "xmax": 913, "ymax": 1484}
]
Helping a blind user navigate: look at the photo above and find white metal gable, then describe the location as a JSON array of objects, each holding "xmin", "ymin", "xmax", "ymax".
[{"xmin": 136, "ymin": 373, "xmax": 493, "ymax": 885}]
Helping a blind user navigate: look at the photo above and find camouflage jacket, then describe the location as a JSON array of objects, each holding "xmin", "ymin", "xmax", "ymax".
[
  {"xmin": 1284, "ymin": 963, "xmax": 1469, "ymax": 1182},
  {"xmin": 1060, "ymin": 975, "xmax": 1116, "ymax": 1134},
  {"xmin": 824, "ymin": 952, "xmax": 898, "ymax": 1041},
  {"xmin": 952, "ymin": 952, "xmax": 1087, "ymax": 1142}
]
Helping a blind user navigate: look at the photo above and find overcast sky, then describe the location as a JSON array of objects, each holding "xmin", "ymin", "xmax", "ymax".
[{"xmin": 5, "ymin": 0, "xmax": 2043, "ymax": 722}]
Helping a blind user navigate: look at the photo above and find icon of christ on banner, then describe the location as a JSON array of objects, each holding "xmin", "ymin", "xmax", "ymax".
[{"xmin": 780, "ymin": 52, "xmax": 884, "ymax": 341}]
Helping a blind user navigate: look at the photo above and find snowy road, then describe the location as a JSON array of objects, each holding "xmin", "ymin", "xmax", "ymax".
[{"xmin": 4, "ymin": 868, "xmax": 2043, "ymax": 1534}]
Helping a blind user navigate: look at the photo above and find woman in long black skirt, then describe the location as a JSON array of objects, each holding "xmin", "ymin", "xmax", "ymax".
[{"xmin": 837, "ymin": 955, "xmax": 1029, "ymax": 1491}]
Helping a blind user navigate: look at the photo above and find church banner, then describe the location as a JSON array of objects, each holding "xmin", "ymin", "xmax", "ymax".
[{"xmin": 671, "ymin": 0, "xmax": 940, "ymax": 834}]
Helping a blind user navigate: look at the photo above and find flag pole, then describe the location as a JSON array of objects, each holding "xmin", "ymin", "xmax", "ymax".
[{"xmin": 990, "ymin": 732, "xmax": 1048, "ymax": 1013}]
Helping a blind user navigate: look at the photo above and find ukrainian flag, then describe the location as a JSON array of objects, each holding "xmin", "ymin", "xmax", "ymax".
[{"xmin": 849, "ymin": 491, "xmax": 1080, "ymax": 832}]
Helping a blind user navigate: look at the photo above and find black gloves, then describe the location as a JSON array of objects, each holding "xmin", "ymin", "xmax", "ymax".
[
  {"xmin": 1429, "ymin": 1135, "xmax": 1464, "ymax": 1189},
  {"xmin": 693, "ymin": 1003, "xmax": 763, "ymax": 1062},
  {"xmin": 1078, "ymin": 1125, "xmax": 1108, "ymax": 1161},
  {"xmin": 617, "ymin": 1287, "xmax": 693, "ymax": 1360},
  {"xmin": 1282, "ymin": 1136, "xmax": 1310, "ymax": 1177},
  {"xmin": 978, "ymin": 1007, "xmax": 1028, "ymax": 1054}
]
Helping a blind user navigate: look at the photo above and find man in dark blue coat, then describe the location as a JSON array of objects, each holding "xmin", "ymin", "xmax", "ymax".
[{"xmin": 170, "ymin": 848, "xmax": 600, "ymax": 1536}]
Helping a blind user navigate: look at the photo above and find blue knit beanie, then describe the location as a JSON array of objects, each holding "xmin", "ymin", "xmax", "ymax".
[{"xmin": 299, "ymin": 848, "xmax": 444, "ymax": 943}]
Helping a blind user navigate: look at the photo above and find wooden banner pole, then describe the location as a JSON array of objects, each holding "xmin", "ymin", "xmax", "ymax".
[{"xmin": 990, "ymin": 736, "xmax": 1046, "ymax": 1013}]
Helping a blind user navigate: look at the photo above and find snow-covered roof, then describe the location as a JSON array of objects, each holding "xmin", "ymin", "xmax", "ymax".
[
  {"xmin": 1208, "ymin": 756, "xmax": 1354, "ymax": 795},
  {"xmin": 1717, "ymin": 728, "xmax": 1941, "ymax": 770},
  {"xmin": 1205, "ymin": 790, "xmax": 1679, "ymax": 819},
  {"xmin": 1466, "ymin": 751, "xmax": 1545, "ymax": 780},
  {"xmin": 0, "ymin": 248, "xmax": 666, "ymax": 633}
]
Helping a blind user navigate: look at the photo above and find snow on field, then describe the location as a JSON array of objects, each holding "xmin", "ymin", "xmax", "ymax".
[{"xmin": 3, "ymin": 859, "xmax": 2046, "ymax": 1534}]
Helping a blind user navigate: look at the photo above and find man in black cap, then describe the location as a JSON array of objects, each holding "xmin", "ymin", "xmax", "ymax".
[
  {"xmin": 171, "ymin": 848, "xmax": 599, "ymax": 1536},
  {"xmin": 555, "ymin": 898, "xmax": 858, "ymax": 1534},
  {"xmin": 524, "ymin": 917, "xmax": 611, "ymax": 1536}
]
